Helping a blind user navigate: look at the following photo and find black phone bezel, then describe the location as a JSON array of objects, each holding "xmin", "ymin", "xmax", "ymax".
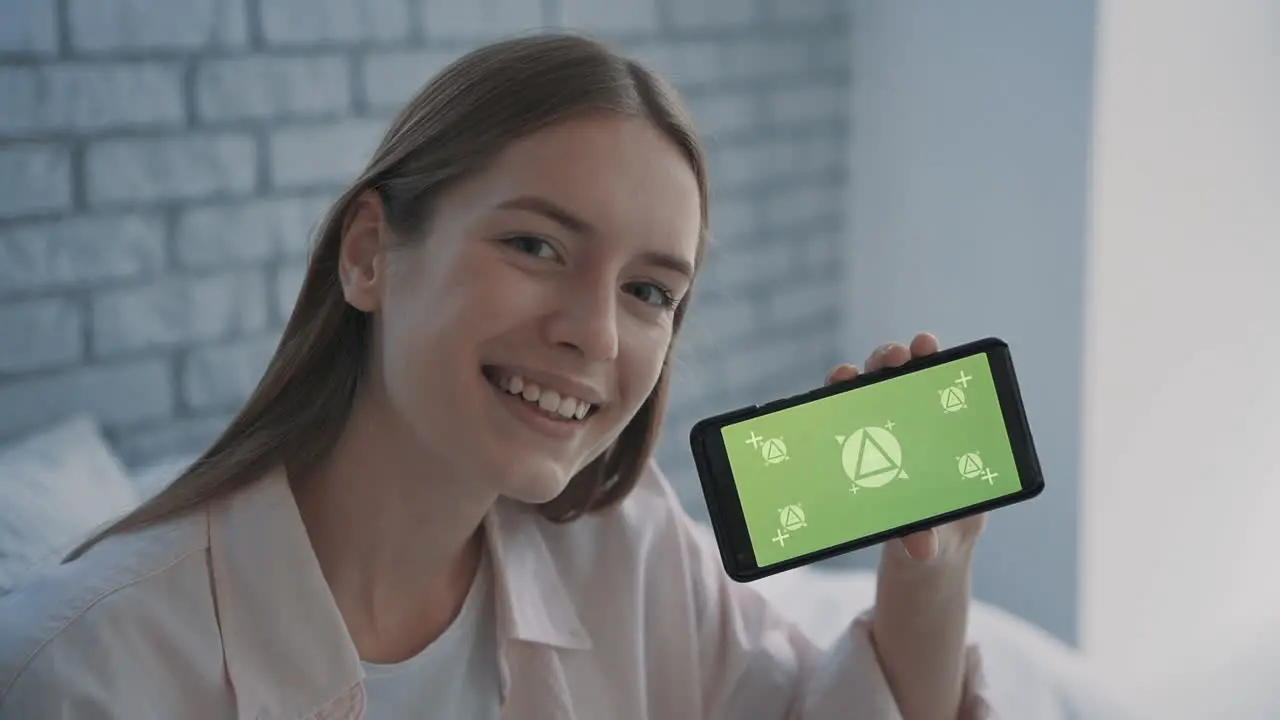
[{"xmin": 688, "ymin": 336, "xmax": 1046, "ymax": 583}]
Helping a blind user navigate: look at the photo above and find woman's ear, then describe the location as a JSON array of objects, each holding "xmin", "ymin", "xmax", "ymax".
[{"xmin": 339, "ymin": 190, "xmax": 388, "ymax": 313}]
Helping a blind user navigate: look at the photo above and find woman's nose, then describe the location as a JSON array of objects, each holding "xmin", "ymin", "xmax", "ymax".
[{"xmin": 546, "ymin": 288, "xmax": 620, "ymax": 363}]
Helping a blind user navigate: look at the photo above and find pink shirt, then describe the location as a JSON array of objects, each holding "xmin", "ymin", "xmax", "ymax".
[{"xmin": 0, "ymin": 462, "xmax": 992, "ymax": 719}]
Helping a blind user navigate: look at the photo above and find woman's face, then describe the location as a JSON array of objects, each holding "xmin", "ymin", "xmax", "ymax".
[{"xmin": 342, "ymin": 115, "xmax": 702, "ymax": 504}]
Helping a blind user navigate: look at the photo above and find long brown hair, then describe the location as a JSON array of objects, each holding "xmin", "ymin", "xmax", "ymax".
[{"xmin": 66, "ymin": 33, "xmax": 708, "ymax": 563}]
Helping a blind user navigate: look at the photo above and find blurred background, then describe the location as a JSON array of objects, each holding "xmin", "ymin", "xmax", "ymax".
[{"xmin": 0, "ymin": 0, "xmax": 1275, "ymax": 715}]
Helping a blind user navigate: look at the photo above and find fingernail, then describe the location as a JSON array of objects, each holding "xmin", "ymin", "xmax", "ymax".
[
  {"xmin": 924, "ymin": 530, "xmax": 940, "ymax": 561},
  {"xmin": 900, "ymin": 538, "xmax": 920, "ymax": 561}
]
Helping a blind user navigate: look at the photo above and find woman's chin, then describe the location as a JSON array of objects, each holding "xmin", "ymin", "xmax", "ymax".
[{"xmin": 493, "ymin": 467, "xmax": 575, "ymax": 507}]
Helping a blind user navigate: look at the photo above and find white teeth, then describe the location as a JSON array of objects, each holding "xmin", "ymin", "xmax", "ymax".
[
  {"xmin": 493, "ymin": 372, "xmax": 592, "ymax": 421},
  {"xmin": 556, "ymin": 395, "xmax": 577, "ymax": 418},
  {"xmin": 538, "ymin": 390, "xmax": 561, "ymax": 412}
]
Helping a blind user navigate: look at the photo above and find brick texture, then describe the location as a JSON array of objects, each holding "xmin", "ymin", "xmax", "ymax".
[
  {"xmin": 0, "ymin": 0, "xmax": 851, "ymax": 523},
  {"xmin": 419, "ymin": 0, "xmax": 546, "ymax": 40},
  {"xmin": 195, "ymin": 57, "xmax": 352, "ymax": 123},
  {"xmin": 90, "ymin": 272, "xmax": 269, "ymax": 357},
  {"xmin": 259, "ymin": 0, "xmax": 412, "ymax": 46},
  {"xmin": 66, "ymin": 0, "xmax": 248, "ymax": 52},
  {"xmin": 0, "ymin": 143, "xmax": 73, "ymax": 217},
  {"xmin": 0, "ymin": 0, "xmax": 58, "ymax": 55},
  {"xmin": 0, "ymin": 298, "xmax": 84, "ymax": 374},
  {"xmin": 0, "ymin": 214, "xmax": 167, "ymax": 295},
  {"xmin": 86, "ymin": 134, "xmax": 258, "ymax": 206},
  {"xmin": 0, "ymin": 63, "xmax": 185, "ymax": 137}
]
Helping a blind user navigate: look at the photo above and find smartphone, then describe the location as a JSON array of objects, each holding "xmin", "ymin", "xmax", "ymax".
[{"xmin": 689, "ymin": 337, "xmax": 1045, "ymax": 582}]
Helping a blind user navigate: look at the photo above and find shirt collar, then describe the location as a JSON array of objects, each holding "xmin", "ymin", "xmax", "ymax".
[
  {"xmin": 207, "ymin": 467, "xmax": 590, "ymax": 719},
  {"xmin": 485, "ymin": 496, "xmax": 591, "ymax": 651}
]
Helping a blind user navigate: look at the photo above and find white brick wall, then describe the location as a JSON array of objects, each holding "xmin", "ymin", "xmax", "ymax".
[
  {"xmin": 181, "ymin": 334, "xmax": 277, "ymax": 411},
  {"xmin": 0, "ymin": 214, "xmax": 167, "ymax": 294},
  {"xmin": 0, "ymin": 63, "xmax": 185, "ymax": 136},
  {"xmin": 66, "ymin": 0, "xmax": 248, "ymax": 52},
  {"xmin": 0, "ymin": 0, "xmax": 851, "ymax": 520},
  {"xmin": 174, "ymin": 196, "xmax": 329, "ymax": 269},
  {"xmin": 0, "ymin": 298, "xmax": 84, "ymax": 373},
  {"xmin": 560, "ymin": 0, "xmax": 658, "ymax": 34},
  {"xmin": 259, "ymin": 0, "xmax": 412, "ymax": 45},
  {"xmin": 0, "ymin": 359, "xmax": 174, "ymax": 437},
  {"xmin": 362, "ymin": 50, "xmax": 456, "ymax": 109},
  {"xmin": 0, "ymin": 0, "xmax": 58, "ymax": 55},
  {"xmin": 419, "ymin": 0, "xmax": 547, "ymax": 39},
  {"xmin": 267, "ymin": 119, "xmax": 385, "ymax": 189},
  {"xmin": 195, "ymin": 57, "xmax": 353, "ymax": 122},
  {"xmin": 0, "ymin": 143, "xmax": 73, "ymax": 216},
  {"xmin": 85, "ymin": 134, "xmax": 258, "ymax": 205},
  {"xmin": 668, "ymin": 0, "xmax": 758, "ymax": 30},
  {"xmin": 271, "ymin": 263, "xmax": 308, "ymax": 320},
  {"xmin": 90, "ymin": 272, "xmax": 269, "ymax": 357}
]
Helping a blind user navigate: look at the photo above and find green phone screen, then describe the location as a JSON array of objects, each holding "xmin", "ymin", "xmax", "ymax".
[{"xmin": 720, "ymin": 353, "xmax": 1023, "ymax": 567}]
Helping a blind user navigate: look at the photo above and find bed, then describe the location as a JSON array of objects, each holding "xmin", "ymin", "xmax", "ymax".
[{"xmin": 0, "ymin": 417, "xmax": 1143, "ymax": 718}]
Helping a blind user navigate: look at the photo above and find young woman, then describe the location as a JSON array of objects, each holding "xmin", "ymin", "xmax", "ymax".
[{"xmin": 0, "ymin": 34, "xmax": 992, "ymax": 719}]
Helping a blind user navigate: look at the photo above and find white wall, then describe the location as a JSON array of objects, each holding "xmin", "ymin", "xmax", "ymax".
[
  {"xmin": 843, "ymin": 1, "xmax": 1097, "ymax": 642},
  {"xmin": 1080, "ymin": 0, "xmax": 1280, "ymax": 714}
]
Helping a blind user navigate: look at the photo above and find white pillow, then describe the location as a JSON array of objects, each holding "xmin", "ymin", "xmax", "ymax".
[
  {"xmin": 754, "ymin": 565, "xmax": 1143, "ymax": 719},
  {"xmin": 0, "ymin": 416, "xmax": 140, "ymax": 595}
]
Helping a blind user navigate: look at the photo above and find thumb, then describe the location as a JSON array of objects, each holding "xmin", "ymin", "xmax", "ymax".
[{"xmin": 900, "ymin": 529, "xmax": 940, "ymax": 562}]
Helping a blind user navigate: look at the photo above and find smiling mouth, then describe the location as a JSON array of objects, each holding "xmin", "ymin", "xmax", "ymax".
[{"xmin": 481, "ymin": 366, "xmax": 598, "ymax": 423}]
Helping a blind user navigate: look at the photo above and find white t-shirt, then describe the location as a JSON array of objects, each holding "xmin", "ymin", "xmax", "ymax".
[{"xmin": 359, "ymin": 551, "xmax": 501, "ymax": 719}]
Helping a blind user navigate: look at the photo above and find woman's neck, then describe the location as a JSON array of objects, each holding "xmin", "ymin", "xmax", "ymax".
[{"xmin": 291, "ymin": 385, "xmax": 496, "ymax": 663}]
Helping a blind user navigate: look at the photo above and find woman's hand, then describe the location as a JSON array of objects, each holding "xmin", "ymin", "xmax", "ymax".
[
  {"xmin": 825, "ymin": 332, "xmax": 984, "ymax": 719},
  {"xmin": 824, "ymin": 331, "xmax": 988, "ymax": 564}
]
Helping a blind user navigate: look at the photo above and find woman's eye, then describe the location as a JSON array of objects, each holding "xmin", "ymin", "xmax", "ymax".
[
  {"xmin": 625, "ymin": 282, "xmax": 678, "ymax": 309},
  {"xmin": 505, "ymin": 235, "xmax": 560, "ymax": 261}
]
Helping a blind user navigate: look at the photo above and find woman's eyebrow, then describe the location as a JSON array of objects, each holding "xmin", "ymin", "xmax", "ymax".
[
  {"xmin": 496, "ymin": 194, "xmax": 694, "ymax": 278},
  {"xmin": 637, "ymin": 250, "xmax": 693, "ymax": 279},
  {"xmin": 497, "ymin": 194, "xmax": 594, "ymax": 235}
]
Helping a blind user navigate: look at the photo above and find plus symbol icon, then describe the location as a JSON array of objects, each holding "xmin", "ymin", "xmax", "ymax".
[
  {"xmin": 955, "ymin": 371, "xmax": 973, "ymax": 388},
  {"xmin": 745, "ymin": 432, "xmax": 765, "ymax": 450},
  {"xmin": 772, "ymin": 529, "xmax": 789, "ymax": 547}
]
